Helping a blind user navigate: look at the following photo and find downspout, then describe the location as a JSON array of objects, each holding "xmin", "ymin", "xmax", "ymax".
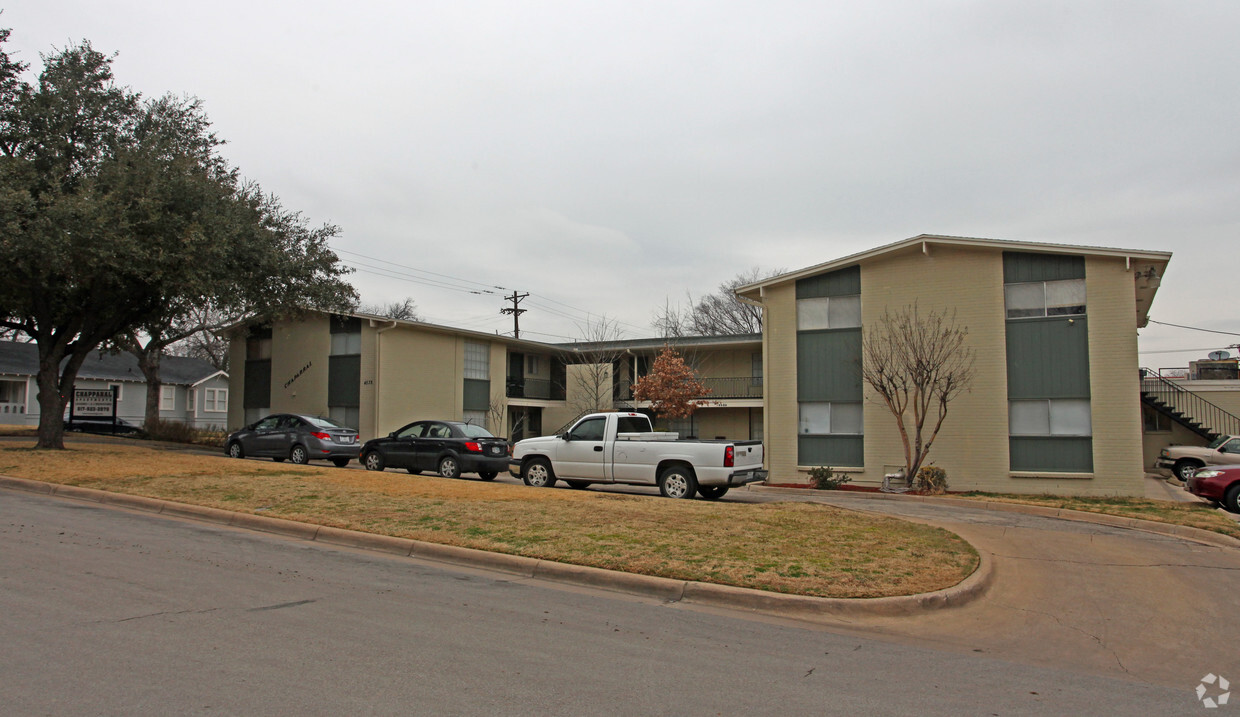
[{"xmin": 372, "ymin": 319, "xmax": 399, "ymax": 438}]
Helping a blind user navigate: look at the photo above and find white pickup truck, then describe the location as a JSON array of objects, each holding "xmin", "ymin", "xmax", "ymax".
[{"xmin": 508, "ymin": 412, "xmax": 767, "ymax": 499}]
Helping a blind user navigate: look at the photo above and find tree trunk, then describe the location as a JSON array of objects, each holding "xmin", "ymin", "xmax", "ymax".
[
  {"xmin": 138, "ymin": 349, "xmax": 163, "ymax": 430},
  {"xmin": 35, "ymin": 351, "xmax": 68, "ymax": 450}
]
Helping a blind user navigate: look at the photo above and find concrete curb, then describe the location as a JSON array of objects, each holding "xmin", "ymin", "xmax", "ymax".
[
  {"xmin": 750, "ymin": 485, "xmax": 1240, "ymax": 550},
  {"xmin": 0, "ymin": 474, "xmax": 993, "ymax": 621}
]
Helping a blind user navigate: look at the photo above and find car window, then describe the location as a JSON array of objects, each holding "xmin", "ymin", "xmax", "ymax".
[
  {"xmin": 397, "ymin": 423, "xmax": 426, "ymax": 439},
  {"xmin": 616, "ymin": 416, "xmax": 651, "ymax": 434},
  {"xmin": 569, "ymin": 417, "xmax": 606, "ymax": 441},
  {"xmin": 254, "ymin": 416, "xmax": 280, "ymax": 430},
  {"xmin": 459, "ymin": 423, "xmax": 494, "ymax": 438},
  {"xmin": 427, "ymin": 423, "xmax": 453, "ymax": 439},
  {"xmin": 1222, "ymin": 440, "xmax": 1240, "ymax": 454},
  {"xmin": 278, "ymin": 416, "xmax": 302, "ymax": 430},
  {"xmin": 1207, "ymin": 436, "xmax": 1229, "ymax": 450},
  {"xmin": 306, "ymin": 416, "xmax": 345, "ymax": 429}
]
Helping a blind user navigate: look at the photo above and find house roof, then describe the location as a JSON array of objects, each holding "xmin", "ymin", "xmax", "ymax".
[
  {"xmin": 554, "ymin": 334, "xmax": 762, "ymax": 354},
  {"xmin": 0, "ymin": 341, "xmax": 224, "ymax": 385},
  {"xmin": 734, "ymin": 233, "xmax": 1172, "ymax": 327}
]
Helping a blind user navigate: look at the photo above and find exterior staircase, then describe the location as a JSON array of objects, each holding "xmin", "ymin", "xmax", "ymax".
[{"xmin": 1140, "ymin": 369, "xmax": 1240, "ymax": 440}]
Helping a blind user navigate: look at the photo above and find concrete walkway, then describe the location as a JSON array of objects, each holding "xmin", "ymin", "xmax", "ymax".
[{"xmin": 756, "ymin": 488, "xmax": 1240, "ymax": 689}]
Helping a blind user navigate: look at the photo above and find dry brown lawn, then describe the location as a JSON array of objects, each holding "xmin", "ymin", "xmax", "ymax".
[
  {"xmin": 956, "ymin": 491, "xmax": 1240, "ymax": 539},
  {"xmin": 0, "ymin": 440, "xmax": 978, "ymax": 599}
]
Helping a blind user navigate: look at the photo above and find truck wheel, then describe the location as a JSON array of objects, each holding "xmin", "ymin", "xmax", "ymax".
[
  {"xmin": 697, "ymin": 486, "xmax": 729, "ymax": 501},
  {"xmin": 522, "ymin": 458, "xmax": 556, "ymax": 488},
  {"xmin": 438, "ymin": 456, "xmax": 461, "ymax": 479},
  {"xmin": 1223, "ymin": 484, "xmax": 1240, "ymax": 514},
  {"xmin": 658, "ymin": 466, "xmax": 698, "ymax": 499},
  {"xmin": 1174, "ymin": 460, "xmax": 1202, "ymax": 481}
]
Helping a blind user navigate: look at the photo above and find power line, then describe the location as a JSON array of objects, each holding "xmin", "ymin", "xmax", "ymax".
[{"xmin": 1147, "ymin": 319, "xmax": 1240, "ymax": 337}]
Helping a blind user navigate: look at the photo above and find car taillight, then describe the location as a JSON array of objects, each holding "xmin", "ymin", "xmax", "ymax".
[
  {"xmin": 724, "ymin": 445, "xmax": 734, "ymax": 468},
  {"xmin": 311, "ymin": 431, "xmax": 330, "ymax": 440},
  {"xmin": 465, "ymin": 441, "xmax": 482, "ymax": 453}
]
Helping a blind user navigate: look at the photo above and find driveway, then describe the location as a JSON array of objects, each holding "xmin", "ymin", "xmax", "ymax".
[{"xmin": 751, "ymin": 489, "xmax": 1240, "ymax": 690}]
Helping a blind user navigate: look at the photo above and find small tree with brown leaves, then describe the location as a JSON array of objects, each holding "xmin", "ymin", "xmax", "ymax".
[
  {"xmin": 861, "ymin": 304, "xmax": 974, "ymax": 487},
  {"xmin": 631, "ymin": 345, "xmax": 712, "ymax": 419}
]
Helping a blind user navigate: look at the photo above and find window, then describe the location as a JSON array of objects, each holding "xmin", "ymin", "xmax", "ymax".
[
  {"xmin": 464, "ymin": 341, "xmax": 490, "ymax": 379},
  {"xmin": 330, "ymin": 331, "xmax": 361, "ymax": 355},
  {"xmin": 461, "ymin": 410, "xmax": 487, "ymax": 428},
  {"xmin": 204, "ymin": 388, "xmax": 228, "ymax": 413},
  {"xmin": 797, "ymin": 295, "xmax": 861, "ymax": 331},
  {"xmin": 526, "ymin": 355, "xmax": 540, "ymax": 375},
  {"xmin": 246, "ymin": 336, "xmax": 272, "ymax": 360},
  {"xmin": 1009, "ymin": 399, "xmax": 1092, "ymax": 436},
  {"xmin": 107, "ymin": 383, "xmax": 123, "ymax": 401},
  {"xmin": 1004, "ymin": 279, "xmax": 1086, "ymax": 319},
  {"xmin": 397, "ymin": 423, "xmax": 426, "ymax": 439},
  {"xmin": 798, "ymin": 402, "xmax": 863, "ymax": 435},
  {"xmin": 568, "ymin": 417, "xmax": 606, "ymax": 441},
  {"xmin": 1143, "ymin": 407, "xmax": 1170, "ymax": 433},
  {"xmin": 1221, "ymin": 439, "xmax": 1240, "ymax": 455},
  {"xmin": 160, "ymin": 385, "xmax": 175, "ymax": 411},
  {"xmin": 328, "ymin": 406, "xmax": 360, "ymax": 429},
  {"xmin": 187, "ymin": 389, "xmax": 196, "ymax": 413},
  {"xmin": 751, "ymin": 352, "xmax": 763, "ymax": 386}
]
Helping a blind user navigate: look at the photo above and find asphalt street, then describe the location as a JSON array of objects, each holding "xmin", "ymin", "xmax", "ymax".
[{"xmin": 0, "ymin": 489, "xmax": 1213, "ymax": 716}]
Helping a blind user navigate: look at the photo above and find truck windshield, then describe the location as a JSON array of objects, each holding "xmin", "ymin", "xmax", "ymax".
[{"xmin": 616, "ymin": 416, "xmax": 651, "ymax": 433}]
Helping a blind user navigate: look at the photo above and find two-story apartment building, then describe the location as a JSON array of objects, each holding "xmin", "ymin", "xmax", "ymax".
[{"xmin": 736, "ymin": 234, "xmax": 1172, "ymax": 496}]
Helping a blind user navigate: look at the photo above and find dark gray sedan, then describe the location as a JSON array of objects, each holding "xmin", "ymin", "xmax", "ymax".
[{"xmin": 225, "ymin": 414, "xmax": 361, "ymax": 467}]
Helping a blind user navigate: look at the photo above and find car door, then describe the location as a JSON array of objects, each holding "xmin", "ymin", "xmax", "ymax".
[
  {"xmin": 416, "ymin": 422, "xmax": 454, "ymax": 471},
  {"xmin": 275, "ymin": 415, "xmax": 303, "ymax": 457},
  {"xmin": 1213, "ymin": 438, "xmax": 1240, "ymax": 465},
  {"xmin": 385, "ymin": 422, "xmax": 426, "ymax": 469},
  {"xmin": 247, "ymin": 415, "xmax": 285, "ymax": 456},
  {"xmin": 557, "ymin": 416, "xmax": 609, "ymax": 480}
]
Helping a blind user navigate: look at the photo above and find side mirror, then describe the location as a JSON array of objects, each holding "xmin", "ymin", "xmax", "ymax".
[{"xmin": 559, "ymin": 433, "xmax": 571, "ymax": 441}]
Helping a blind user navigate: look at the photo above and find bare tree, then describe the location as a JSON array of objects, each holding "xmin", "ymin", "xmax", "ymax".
[
  {"xmin": 652, "ymin": 267, "xmax": 781, "ymax": 337},
  {"xmin": 358, "ymin": 297, "xmax": 421, "ymax": 322},
  {"xmin": 861, "ymin": 303, "xmax": 975, "ymax": 487},
  {"xmin": 563, "ymin": 316, "xmax": 627, "ymax": 415}
]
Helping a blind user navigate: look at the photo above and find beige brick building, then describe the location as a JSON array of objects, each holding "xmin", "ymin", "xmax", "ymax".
[{"xmin": 737, "ymin": 234, "xmax": 1171, "ymax": 496}]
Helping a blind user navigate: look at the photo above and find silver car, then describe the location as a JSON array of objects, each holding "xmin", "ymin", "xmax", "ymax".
[{"xmin": 225, "ymin": 414, "xmax": 361, "ymax": 467}]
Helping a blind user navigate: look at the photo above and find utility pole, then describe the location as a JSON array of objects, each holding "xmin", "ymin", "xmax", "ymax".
[{"xmin": 501, "ymin": 291, "xmax": 529, "ymax": 339}]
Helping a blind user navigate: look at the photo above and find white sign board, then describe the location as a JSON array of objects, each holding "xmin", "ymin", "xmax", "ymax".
[{"xmin": 73, "ymin": 388, "xmax": 117, "ymax": 417}]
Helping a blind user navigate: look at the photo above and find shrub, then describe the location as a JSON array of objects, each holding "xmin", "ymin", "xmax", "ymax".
[
  {"xmin": 915, "ymin": 465, "xmax": 948, "ymax": 495},
  {"xmin": 144, "ymin": 419, "xmax": 227, "ymax": 448},
  {"xmin": 808, "ymin": 466, "xmax": 852, "ymax": 490}
]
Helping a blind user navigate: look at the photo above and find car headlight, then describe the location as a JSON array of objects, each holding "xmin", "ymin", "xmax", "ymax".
[{"xmin": 1194, "ymin": 470, "xmax": 1222, "ymax": 479}]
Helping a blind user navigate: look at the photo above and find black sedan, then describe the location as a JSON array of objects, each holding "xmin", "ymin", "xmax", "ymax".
[
  {"xmin": 225, "ymin": 414, "xmax": 361, "ymax": 467},
  {"xmin": 360, "ymin": 420, "xmax": 510, "ymax": 480}
]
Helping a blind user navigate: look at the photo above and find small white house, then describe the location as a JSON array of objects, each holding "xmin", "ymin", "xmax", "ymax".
[{"xmin": 0, "ymin": 341, "xmax": 229, "ymax": 429}]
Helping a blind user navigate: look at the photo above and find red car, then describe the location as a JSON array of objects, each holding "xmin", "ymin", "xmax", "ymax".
[{"xmin": 1185, "ymin": 465, "xmax": 1240, "ymax": 513}]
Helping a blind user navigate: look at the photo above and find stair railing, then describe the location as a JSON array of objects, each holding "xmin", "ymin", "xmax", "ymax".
[{"xmin": 1140, "ymin": 368, "xmax": 1240, "ymax": 438}]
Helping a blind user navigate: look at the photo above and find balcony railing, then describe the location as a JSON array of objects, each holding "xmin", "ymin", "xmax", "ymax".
[
  {"xmin": 0, "ymin": 402, "xmax": 25, "ymax": 416},
  {"xmin": 506, "ymin": 378, "xmax": 566, "ymax": 401},
  {"xmin": 615, "ymin": 376, "xmax": 763, "ymax": 402}
]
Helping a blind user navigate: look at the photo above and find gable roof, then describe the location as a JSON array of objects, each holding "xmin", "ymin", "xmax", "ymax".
[
  {"xmin": 0, "ymin": 341, "xmax": 224, "ymax": 385},
  {"xmin": 734, "ymin": 233, "xmax": 1172, "ymax": 327}
]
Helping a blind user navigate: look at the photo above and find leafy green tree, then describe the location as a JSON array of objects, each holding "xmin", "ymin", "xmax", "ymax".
[{"xmin": 0, "ymin": 33, "xmax": 355, "ymax": 447}]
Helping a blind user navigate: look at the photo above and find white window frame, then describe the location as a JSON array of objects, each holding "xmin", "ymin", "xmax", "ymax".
[
  {"xmin": 160, "ymin": 385, "xmax": 175, "ymax": 411},
  {"xmin": 187, "ymin": 388, "xmax": 196, "ymax": 413},
  {"xmin": 797, "ymin": 294, "xmax": 861, "ymax": 331},
  {"xmin": 1004, "ymin": 278, "xmax": 1086, "ymax": 319},
  {"xmin": 1009, "ymin": 398, "xmax": 1092, "ymax": 436},
  {"xmin": 464, "ymin": 341, "xmax": 490, "ymax": 380},
  {"xmin": 798, "ymin": 401, "xmax": 863, "ymax": 435},
  {"xmin": 204, "ymin": 388, "xmax": 228, "ymax": 413}
]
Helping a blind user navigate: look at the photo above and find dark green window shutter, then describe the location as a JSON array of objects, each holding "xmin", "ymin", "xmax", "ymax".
[
  {"xmin": 798, "ymin": 435, "xmax": 864, "ymax": 466},
  {"xmin": 1010, "ymin": 437, "xmax": 1093, "ymax": 472},
  {"xmin": 328, "ymin": 355, "xmax": 361, "ymax": 406},
  {"xmin": 797, "ymin": 329, "xmax": 863, "ymax": 401},
  {"xmin": 463, "ymin": 379, "xmax": 490, "ymax": 411},
  {"xmin": 243, "ymin": 360, "xmax": 270, "ymax": 408},
  {"xmin": 796, "ymin": 265, "xmax": 861, "ymax": 299},
  {"xmin": 1006, "ymin": 317, "xmax": 1090, "ymax": 399},
  {"xmin": 1003, "ymin": 252, "xmax": 1085, "ymax": 283}
]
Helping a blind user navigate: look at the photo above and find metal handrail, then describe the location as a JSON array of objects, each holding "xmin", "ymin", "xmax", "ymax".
[
  {"xmin": 614, "ymin": 376, "xmax": 763, "ymax": 402},
  {"xmin": 1139, "ymin": 368, "xmax": 1240, "ymax": 438}
]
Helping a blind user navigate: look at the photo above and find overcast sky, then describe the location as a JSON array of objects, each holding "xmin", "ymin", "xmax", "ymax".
[{"xmin": 8, "ymin": 1, "xmax": 1238, "ymax": 364}]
